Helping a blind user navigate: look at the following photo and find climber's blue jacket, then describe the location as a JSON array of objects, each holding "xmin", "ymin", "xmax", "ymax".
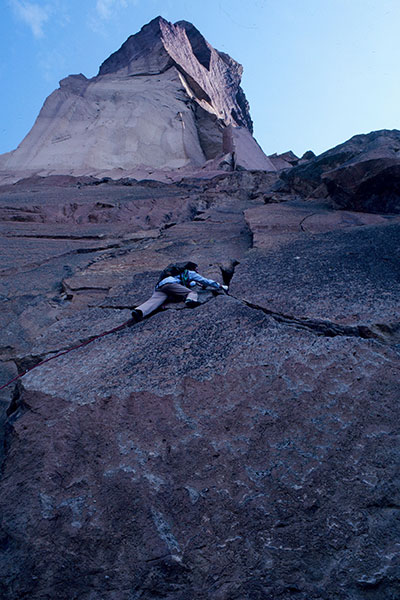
[{"xmin": 156, "ymin": 270, "xmax": 222, "ymax": 290}]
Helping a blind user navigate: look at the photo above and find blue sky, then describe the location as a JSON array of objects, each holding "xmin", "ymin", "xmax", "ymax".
[{"xmin": 1, "ymin": 0, "xmax": 399, "ymax": 158}]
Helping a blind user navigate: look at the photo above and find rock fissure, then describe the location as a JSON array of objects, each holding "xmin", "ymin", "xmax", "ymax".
[
  {"xmin": 126, "ymin": 64, "xmax": 175, "ymax": 78},
  {"xmin": 299, "ymin": 212, "xmax": 319, "ymax": 233},
  {"xmin": 3, "ymin": 233, "xmax": 115, "ymax": 241},
  {"xmin": 0, "ymin": 239, "xmax": 139, "ymax": 278},
  {"xmin": 1, "ymin": 325, "xmax": 127, "ymax": 404},
  {"xmin": 92, "ymin": 304, "xmax": 132, "ymax": 310},
  {"xmin": 13, "ymin": 326, "xmax": 130, "ymax": 378},
  {"xmin": 230, "ymin": 293, "xmax": 399, "ymax": 344}
]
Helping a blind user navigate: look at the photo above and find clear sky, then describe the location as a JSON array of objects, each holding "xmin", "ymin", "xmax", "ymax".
[{"xmin": 1, "ymin": 0, "xmax": 399, "ymax": 158}]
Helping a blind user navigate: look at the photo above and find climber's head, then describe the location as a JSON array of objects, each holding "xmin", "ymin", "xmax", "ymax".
[{"xmin": 185, "ymin": 261, "xmax": 198, "ymax": 272}]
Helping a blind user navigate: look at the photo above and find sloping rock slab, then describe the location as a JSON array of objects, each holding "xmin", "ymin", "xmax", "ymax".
[
  {"xmin": 231, "ymin": 219, "xmax": 400, "ymax": 336},
  {"xmin": 0, "ymin": 296, "xmax": 399, "ymax": 599},
  {"xmin": 244, "ymin": 200, "xmax": 400, "ymax": 248}
]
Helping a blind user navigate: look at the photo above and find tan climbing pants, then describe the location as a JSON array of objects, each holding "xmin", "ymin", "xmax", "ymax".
[{"xmin": 135, "ymin": 283, "xmax": 198, "ymax": 317}]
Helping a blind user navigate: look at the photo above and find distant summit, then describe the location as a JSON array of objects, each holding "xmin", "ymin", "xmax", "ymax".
[
  {"xmin": 0, "ymin": 17, "xmax": 274, "ymax": 183},
  {"xmin": 97, "ymin": 16, "xmax": 253, "ymax": 132}
]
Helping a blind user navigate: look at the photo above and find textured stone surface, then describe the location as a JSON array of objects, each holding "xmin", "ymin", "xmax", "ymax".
[
  {"xmin": 226, "ymin": 125, "xmax": 276, "ymax": 171},
  {"xmin": 0, "ymin": 169, "xmax": 399, "ymax": 599},
  {"xmin": 323, "ymin": 159, "xmax": 400, "ymax": 213},
  {"xmin": 0, "ymin": 17, "xmax": 275, "ymax": 184},
  {"xmin": 276, "ymin": 130, "xmax": 400, "ymax": 213},
  {"xmin": 1, "ymin": 15, "xmax": 400, "ymax": 597},
  {"xmin": 2, "ymin": 300, "xmax": 400, "ymax": 600},
  {"xmin": 268, "ymin": 150, "xmax": 300, "ymax": 171}
]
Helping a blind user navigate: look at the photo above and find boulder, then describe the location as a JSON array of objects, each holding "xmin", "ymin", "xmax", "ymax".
[
  {"xmin": 225, "ymin": 125, "xmax": 277, "ymax": 171},
  {"xmin": 276, "ymin": 130, "xmax": 400, "ymax": 213},
  {"xmin": 301, "ymin": 150, "xmax": 316, "ymax": 161},
  {"xmin": 323, "ymin": 159, "xmax": 400, "ymax": 213},
  {"xmin": 268, "ymin": 150, "xmax": 300, "ymax": 170}
]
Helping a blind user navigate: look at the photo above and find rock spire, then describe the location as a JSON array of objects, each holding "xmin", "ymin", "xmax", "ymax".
[{"xmin": 0, "ymin": 17, "xmax": 274, "ymax": 183}]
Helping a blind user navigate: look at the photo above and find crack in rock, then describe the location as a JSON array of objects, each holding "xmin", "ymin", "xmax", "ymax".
[
  {"xmin": 3, "ymin": 233, "xmax": 112, "ymax": 241},
  {"xmin": 93, "ymin": 305, "xmax": 133, "ymax": 310},
  {"xmin": 0, "ymin": 244, "xmax": 123, "ymax": 278},
  {"xmin": 224, "ymin": 260, "xmax": 399, "ymax": 344},
  {"xmin": 229, "ymin": 294, "xmax": 399, "ymax": 344},
  {"xmin": 3, "ymin": 321, "xmax": 130, "ymax": 401}
]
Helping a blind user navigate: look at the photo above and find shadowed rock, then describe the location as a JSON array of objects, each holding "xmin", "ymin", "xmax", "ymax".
[
  {"xmin": 276, "ymin": 129, "xmax": 400, "ymax": 213},
  {"xmin": 323, "ymin": 159, "xmax": 400, "ymax": 213},
  {"xmin": 0, "ymin": 167, "xmax": 400, "ymax": 599},
  {"xmin": 268, "ymin": 150, "xmax": 300, "ymax": 170}
]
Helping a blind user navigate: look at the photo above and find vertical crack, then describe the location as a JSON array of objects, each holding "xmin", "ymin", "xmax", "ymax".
[{"xmin": 6, "ymin": 380, "xmax": 24, "ymax": 419}]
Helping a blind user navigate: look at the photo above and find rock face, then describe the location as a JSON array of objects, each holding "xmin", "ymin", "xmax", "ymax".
[
  {"xmin": 1, "ymin": 16, "xmax": 400, "ymax": 600},
  {"xmin": 268, "ymin": 150, "xmax": 301, "ymax": 170},
  {"xmin": 0, "ymin": 170, "xmax": 400, "ymax": 599},
  {"xmin": 323, "ymin": 159, "xmax": 400, "ymax": 213},
  {"xmin": 0, "ymin": 17, "xmax": 274, "ymax": 184},
  {"xmin": 276, "ymin": 130, "xmax": 400, "ymax": 213}
]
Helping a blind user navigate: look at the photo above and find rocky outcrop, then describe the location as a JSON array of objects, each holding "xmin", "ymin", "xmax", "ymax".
[
  {"xmin": 0, "ymin": 172, "xmax": 400, "ymax": 599},
  {"xmin": 276, "ymin": 130, "xmax": 400, "ymax": 213},
  {"xmin": 268, "ymin": 150, "xmax": 300, "ymax": 170},
  {"xmin": 323, "ymin": 159, "xmax": 400, "ymax": 213},
  {"xmin": 267, "ymin": 151, "xmax": 316, "ymax": 172},
  {"xmin": 98, "ymin": 18, "xmax": 252, "ymax": 132},
  {"xmin": 0, "ymin": 17, "xmax": 275, "ymax": 184}
]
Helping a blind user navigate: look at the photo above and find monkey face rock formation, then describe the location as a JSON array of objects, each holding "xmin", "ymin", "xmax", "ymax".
[
  {"xmin": 0, "ymin": 17, "xmax": 274, "ymax": 183},
  {"xmin": 1, "ymin": 16, "xmax": 400, "ymax": 600}
]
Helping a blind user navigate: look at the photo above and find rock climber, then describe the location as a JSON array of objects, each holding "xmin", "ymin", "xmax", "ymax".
[{"xmin": 128, "ymin": 261, "xmax": 228, "ymax": 325}]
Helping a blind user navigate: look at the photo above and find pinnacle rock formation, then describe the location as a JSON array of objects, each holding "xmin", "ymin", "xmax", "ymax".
[{"xmin": 0, "ymin": 17, "xmax": 274, "ymax": 184}]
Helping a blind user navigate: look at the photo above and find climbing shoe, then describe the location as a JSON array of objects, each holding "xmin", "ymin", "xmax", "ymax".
[{"xmin": 127, "ymin": 309, "xmax": 143, "ymax": 326}]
